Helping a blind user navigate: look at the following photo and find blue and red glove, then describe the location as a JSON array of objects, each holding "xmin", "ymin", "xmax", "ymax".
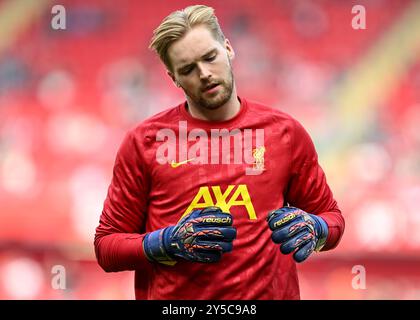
[
  {"xmin": 143, "ymin": 206, "xmax": 236, "ymax": 264},
  {"xmin": 267, "ymin": 206, "xmax": 328, "ymax": 263}
]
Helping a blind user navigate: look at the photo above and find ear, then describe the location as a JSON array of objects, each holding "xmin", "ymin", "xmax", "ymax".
[
  {"xmin": 225, "ymin": 39, "xmax": 235, "ymax": 60},
  {"xmin": 167, "ymin": 70, "xmax": 180, "ymax": 88}
]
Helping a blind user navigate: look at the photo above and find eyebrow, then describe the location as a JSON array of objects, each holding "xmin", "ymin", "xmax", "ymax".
[{"xmin": 177, "ymin": 48, "xmax": 218, "ymax": 73}]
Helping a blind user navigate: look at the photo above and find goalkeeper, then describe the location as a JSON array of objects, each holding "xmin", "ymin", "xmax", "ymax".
[{"xmin": 94, "ymin": 5, "xmax": 345, "ymax": 299}]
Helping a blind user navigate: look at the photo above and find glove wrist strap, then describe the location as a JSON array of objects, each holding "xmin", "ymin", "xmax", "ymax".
[
  {"xmin": 143, "ymin": 227, "xmax": 176, "ymax": 263},
  {"xmin": 314, "ymin": 216, "xmax": 329, "ymax": 252}
]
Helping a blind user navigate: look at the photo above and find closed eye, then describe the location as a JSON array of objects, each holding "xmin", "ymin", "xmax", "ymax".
[
  {"xmin": 180, "ymin": 66, "xmax": 194, "ymax": 75},
  {"xmin": 204, "ymin": 55, "xmax": 216, "ymax": 62}
]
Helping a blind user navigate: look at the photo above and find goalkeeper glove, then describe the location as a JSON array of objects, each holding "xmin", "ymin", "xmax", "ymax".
[
  {"xmin": 267, "ymin": 206, "xmax": 328, "ymax": 263},
  {"xmin": 143, "ymin": 206, "xmax": 236, "ymax": 264}
]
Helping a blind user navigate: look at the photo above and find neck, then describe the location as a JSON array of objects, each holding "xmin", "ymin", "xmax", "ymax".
[{"xmin": 186, "ymin": 88, "xmax": 241, "ymax": 122}]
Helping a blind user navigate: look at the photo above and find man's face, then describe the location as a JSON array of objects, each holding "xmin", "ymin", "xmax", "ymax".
[{"xmin": 167, "ymin": 25, "xmax": 235, "ymax": 110}]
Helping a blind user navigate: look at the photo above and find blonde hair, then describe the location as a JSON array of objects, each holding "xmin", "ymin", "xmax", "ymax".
[{"xmin": 149, "ymin": 5, "xmax": 225, "ymax": 72}]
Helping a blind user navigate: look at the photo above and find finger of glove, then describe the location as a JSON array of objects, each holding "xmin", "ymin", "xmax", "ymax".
[
  {"xmin": 194, "ymin": 226, "xmax": 237, "ymax": 242},
  {"xmin": 271, "ymin": 215, "xmax": 307, "ymax": 243},
  {"xmin": 267, "ymin": 206, "xmax": 300, "ymax": 221},
  {"xmin": 175, "ymin": 250, "xmax": 222, "ymax": 263},
  {"xmin": 181, "ymin": 207, "xmax": 225, "ymax": 222},
  {"xmin": 293, "ymin": 240, "xmax": 316, "ymax": 263},
  {"xmin": 194, "ymin": 250, "xmax": 223, "ymax": 263},
  {"xmin": 194, "ymin": 239, "xmax": 234, "ymax": 253},
  {"xmin": 200, "ymin": 206, "xmax": 223, "ymax": 215},
  {"xmin": 279, "ymin": 230, "xmax": 313, "ymax": 255},
  {"xmin": 267, "ymin": 208, "xmax": 302, "ymax": 231}
]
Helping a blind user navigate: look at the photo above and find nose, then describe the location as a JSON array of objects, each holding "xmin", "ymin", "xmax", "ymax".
[{"xmin": 197, "ymin": 62, "xmax": 212, "ymax": 81}]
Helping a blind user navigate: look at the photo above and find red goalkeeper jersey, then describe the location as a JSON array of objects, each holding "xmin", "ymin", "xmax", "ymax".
[{"xmin": 94, "ymin": 98, "xmax": 345, "ymax": 299}]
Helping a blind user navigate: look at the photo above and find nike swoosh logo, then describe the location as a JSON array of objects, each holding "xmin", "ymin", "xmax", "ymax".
[{"xmin": 170, "ymin": 158, "xmax": 196, "ymax": 168}]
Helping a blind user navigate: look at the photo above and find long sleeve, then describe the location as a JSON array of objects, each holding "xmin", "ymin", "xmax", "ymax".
[
  {"xmin": 94, "ymin": 129, "xmax": 151, "ymax": 272},
  {"xmin": 284, "ymin": 119, "xmax": 345, "ymax": 251}
]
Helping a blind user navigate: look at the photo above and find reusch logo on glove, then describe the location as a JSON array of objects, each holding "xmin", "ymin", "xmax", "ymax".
[
  {"xmin": 273, "ymin": 213, "xmax": 297, "ymax": 228},
  {"xmin": 202, "ymin": 217, "xmax": 232, "ymax": 224}
]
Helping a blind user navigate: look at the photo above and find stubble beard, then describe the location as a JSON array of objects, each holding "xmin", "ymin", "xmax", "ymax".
[{"xmin": 189, "ymin": 68, "xmax": 235, "ymax": 111}]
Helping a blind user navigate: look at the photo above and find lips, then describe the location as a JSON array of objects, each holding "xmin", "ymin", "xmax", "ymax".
[{"xmin": 202, "ymin": 83, "xmax": 219, "ymax": 92}]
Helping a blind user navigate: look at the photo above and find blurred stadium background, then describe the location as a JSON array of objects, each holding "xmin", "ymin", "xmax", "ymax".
[{"xmin": 0, "ymin": 0, "xmax": 419, "ymax": 299}]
